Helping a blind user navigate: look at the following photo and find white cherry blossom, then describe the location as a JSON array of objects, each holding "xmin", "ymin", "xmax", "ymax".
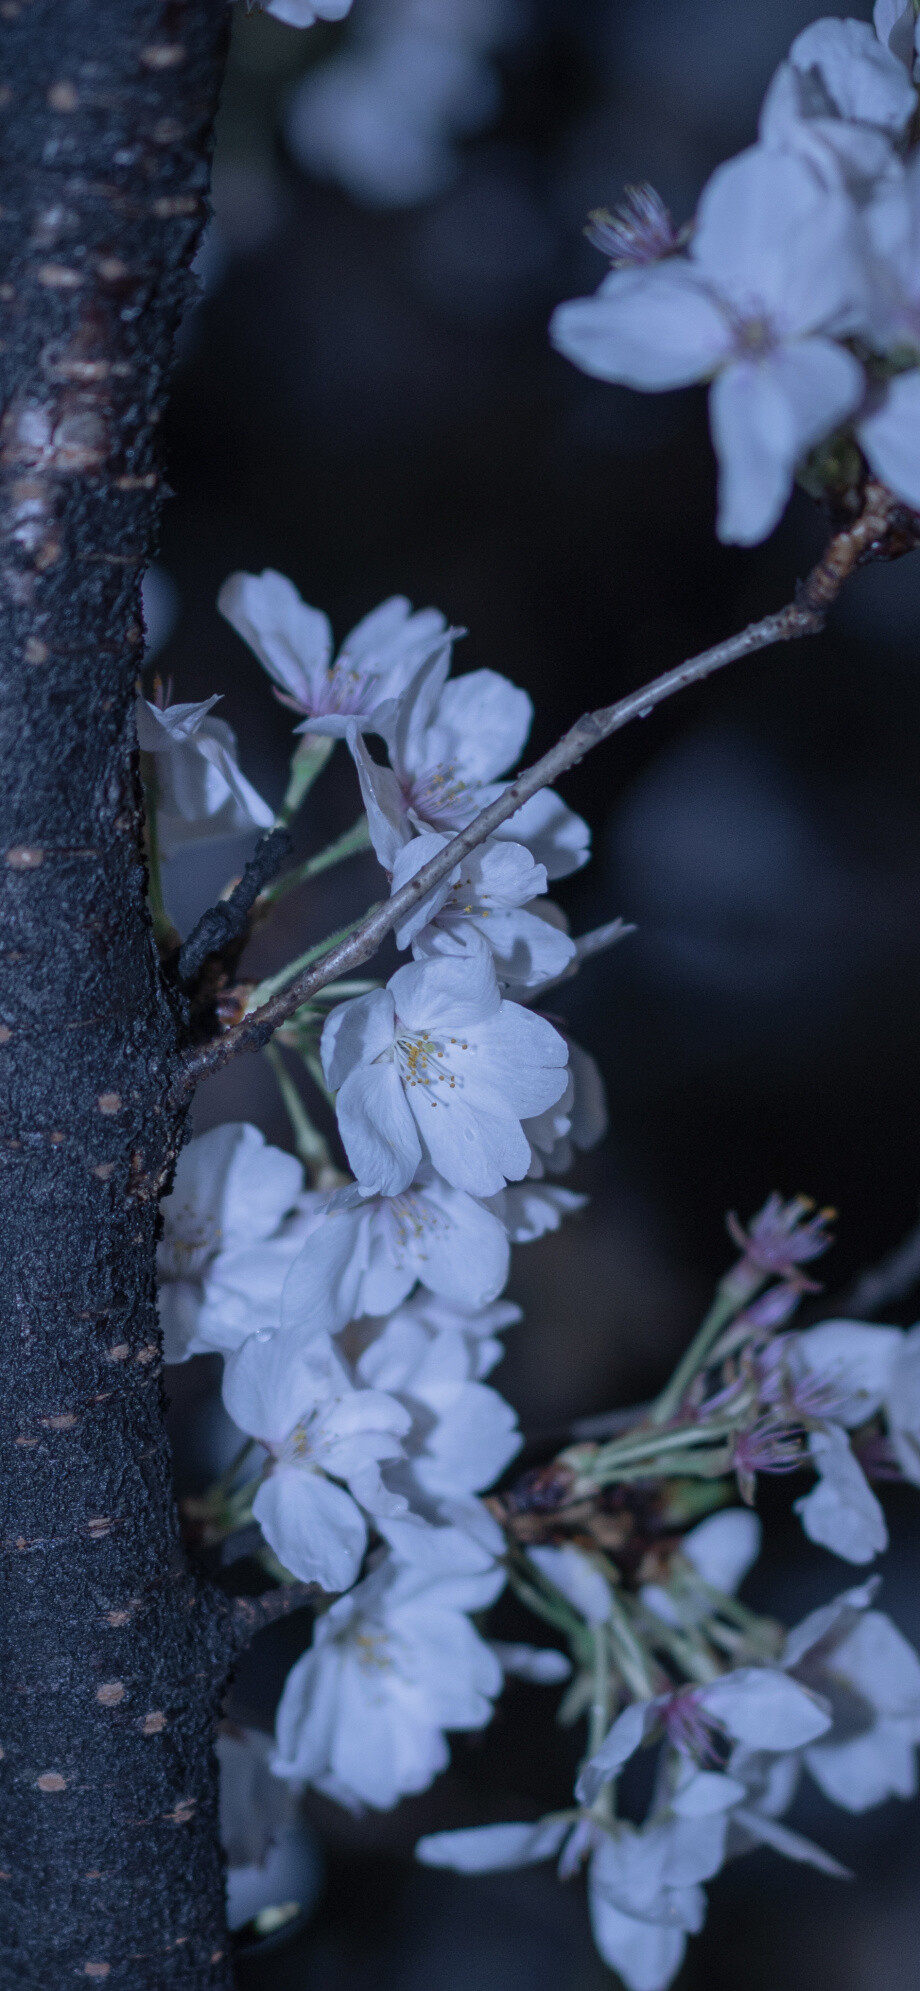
[
  {"xmin": 418, "ymin": 1807, "xmax": 729, "ymax": 1991},
  {"xmin": 551, "ymin": 147, "xmax": 866, "ymax": 545},
  {"xmin": 782, "ymin": 1580, "xmax": 920, "ymax": 1810},
  {"xmin": 136, "ymin": 695, "xmax": 274, "ymax": 858},
  {"xmin": 278, "ymin": 1169, "xmax": 512, "ymax": 1341},
  {"xmin": 577, "ymin": 1669, "xmax": 830, "ymax": 1809},
  {"xmin": 874, "ymin": 0, "xmax": 920, "ymax": 70},
  {"xmin": 484, "ymin": 1181, "xmax": 587, "ymax": 1243},
  {"xmin": 357, "ymin": 1307, "xmax": 522, "ymax": 1505},
  {"xmin": 320, "ymin": 938, "xmax": 569, "ymax": 1198},
  {"xmin": 271, "ymin": 1553, "xmax": 504, "ymax": 1808},
  {"xmin": 388, "ymin": 830, "xmax": 576, "ymax": 989},
  {"xmin": 759, "ymin": 16, "xmax": 916, "ymax": 194},
  {"xmin": 158, "ymin": 1124, "xmax": 307, "ymax": 1363},
  {"xmin": 222, "ymin": 1329, "xmax": 410, "ymax": 1591},
  {"xmin": 349, "ymin": 654, "xmax": 590, "ymax": 879},
  {"xmin": 218, "ymin": 568, "xmax": 452, "ymax": 739}
]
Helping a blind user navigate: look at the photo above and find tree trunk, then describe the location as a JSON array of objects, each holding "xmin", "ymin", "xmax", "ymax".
[{"xmin": 0, "ymin": 5, "xmax": 237, "ymax": 1983}]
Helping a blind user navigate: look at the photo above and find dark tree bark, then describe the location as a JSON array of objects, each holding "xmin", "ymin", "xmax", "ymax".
[{"xmin": 0, "ymin": 5, "xmax": 241, "ymax": 1984}]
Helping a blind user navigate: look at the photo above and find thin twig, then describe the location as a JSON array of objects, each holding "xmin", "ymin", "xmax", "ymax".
[
  {"xmin": 175, "ymin": 826, "xmax": 292, "ymax": 987},
  {"xmin": 169, "ymin": 483, "xmax": 899, "ymax": 1102},
  {"xmin": 228, "ymin": 1583, "xmax": 319, "ymax": 1649},
  {"xmin": 833, "ymin": 1211, "xmax": 920, "ymax": 1320}
]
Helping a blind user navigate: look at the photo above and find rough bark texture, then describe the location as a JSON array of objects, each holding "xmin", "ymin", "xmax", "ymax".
[{"xmin": 0, "ymin": 5, "xmax": 236, "ymax": 1984}]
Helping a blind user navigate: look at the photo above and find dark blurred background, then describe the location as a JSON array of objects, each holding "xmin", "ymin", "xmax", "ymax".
[{"xmin": 153, "ymin": 0, "xmax": 920, "ymax": 1981}]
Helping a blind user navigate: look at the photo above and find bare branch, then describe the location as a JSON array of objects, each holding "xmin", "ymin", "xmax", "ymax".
[
  {"xmin": 174, "ymin": 827, "xmax": 292, "ymax": 988},
  {"xmin": 169, "ymin": 481, "xmax": 902, "ymax": 1102}
]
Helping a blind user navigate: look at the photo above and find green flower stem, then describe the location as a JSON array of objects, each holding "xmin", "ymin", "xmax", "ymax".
[
  {"xmin": 246, "ymin": 909, "xmax": 379, "ymax": 1010},
  {"xmin": 212, "ymin": 1435, "xmax": 258, "ymax": 1500},
  {"xmin": 648, "ymin": 1280, "xmax": 764, "ymax": 1427},
  {"xmin": 605, "ymin": 1587, "xmax": 657, "ymax": 1700},
  {"xmin": 276, "ymin": 733, "xmax": 335, "ymax": 827},
  {"xmin": 264, "ymin": 1040, "xmax": 339, "ymax": 1184},
  {"xmin": 578, "ymin": 1414, "xmax": 747, "ymax": 1484},
  {"xmin": 262, "ymin": 813, "xmax": 372, "ymax": 904},
  {"xmin": 588, "ymin": 1624, "xmax": 613, "ymax": 1757}
]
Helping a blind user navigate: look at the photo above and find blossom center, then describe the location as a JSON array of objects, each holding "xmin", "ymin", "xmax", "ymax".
[
  {"xmin": 310, "ymin": 662, "xmax": 377, "ymax": 718},
  {"xmin": 394, "ymin": 1027, "xmax": 475, "ymax": 1101},
  {"xmin": 405, "ymin": 761, "xmax": 475, "ymax": 830}
]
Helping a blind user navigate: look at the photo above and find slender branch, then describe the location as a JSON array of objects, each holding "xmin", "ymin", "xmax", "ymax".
[
  {"xmin": 227, "ymin": 1583, "xmax": 320, "ymax": 1650},
  {"xmin": 169, "ymin": 483, "xmax": 901, "ymax": 1102}
]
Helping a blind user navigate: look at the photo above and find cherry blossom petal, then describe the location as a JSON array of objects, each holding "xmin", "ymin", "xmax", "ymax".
[
  {"xmin": 417, "ymin": 1818, "xmax": 571, "ymax": 1872},
  {"xmin": 321, "ymin": 986, "xmax": 396, "ymax": 1091},
  {"xmin": 551, "ymin": 263, "xmax": 730, "ymax": 389},
  {"xmin": 795, "ymin": 1425, "xmax": 888, "ymax": 1562},
  {"xmin": 218, "ymin": 569, "xmax": 332, "ymax": 706},
  {"xmin": 858, "ymin": 369, "xmax": 920, "ymax": 509},
  {"xmin": 710, "ymin": 339, "xmax": 864, "ymax": 545},
  {"xmin": 335, "ymin": 1063, "xmax": 423, "ymax": 1197},
  {"xmin": 253, "ymin": 1469, "xmax": 368, "ymax": 1590}
]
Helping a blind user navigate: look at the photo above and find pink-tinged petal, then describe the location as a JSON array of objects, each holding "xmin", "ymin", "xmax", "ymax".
[
  {"xmin": 321, "ymin": 986, "xmax": 395, "ymax": 1091},
  {"xmin": 551, "ymin": 263, "xmax": 729, "ymax": 389},
  {"xmin": 253, "ymin": 1469, "xmax": 367, "ymax": 1591},
  {"xmin": 858, "ymin": 369, "xmax": 920, "ymax": 510},
  {"xmin": 335, "ymin": 1064, "xmax": 422, "ymax": 1197},
  {"xmin": 390, "ymin": 938, "xmax": 502, "ymax": 1031},
  {"xmin": 218, "ymin": 569, "xmax": 332, "ymax": 708},
  {"xmin": 416, "ymin": 1818, "xmax": 571, "ymax": 1873}
]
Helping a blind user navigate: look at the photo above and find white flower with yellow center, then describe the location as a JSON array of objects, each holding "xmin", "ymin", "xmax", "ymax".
[
  {"xmin": 321, "ymin": 936, "xmax": 569, "ymax": 1198},
  {"xmin": 218, "ymin": 567, "xmax": 452, "ymax": 738},
  {"xmin": 271, "ymin": 1553, "xmax": 504, "ymax": 1809}
]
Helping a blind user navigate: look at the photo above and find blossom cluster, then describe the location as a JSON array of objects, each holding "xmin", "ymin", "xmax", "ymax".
[
  {"xmin": 151, "ymin": 570, "xmax": 603, "ymax": 1829},
  {"xmin": 552, "ymin": 5, "xmax": 920, "ymax": 544},
  {"xmin": 147, "ymin": 558, "xmax": 920, "ymax": 1981}
]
